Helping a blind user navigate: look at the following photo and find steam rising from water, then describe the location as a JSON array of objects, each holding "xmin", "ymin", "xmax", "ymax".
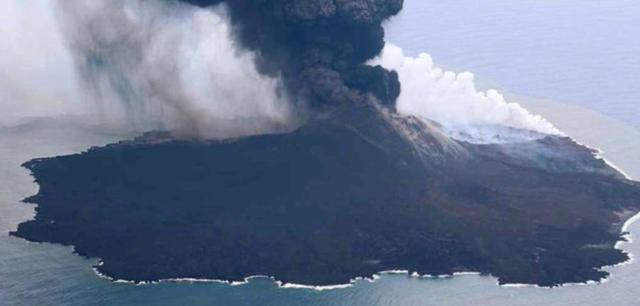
[
  {"xmin": 0, "ymin": 0, "xmax": 296, "ymax": 138},
  {"xmin": 371, "ymin": 44, "xmax": 562, "ymax": 143}
]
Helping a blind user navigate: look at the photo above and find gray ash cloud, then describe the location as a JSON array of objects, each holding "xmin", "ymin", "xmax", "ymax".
[
  {"xmin": 51, "ymin": 0, "xmax": 300, "ymax": 139},
  {"xmin": 179, "ymin": 0, "xmax": 403, "ymax": 108}
]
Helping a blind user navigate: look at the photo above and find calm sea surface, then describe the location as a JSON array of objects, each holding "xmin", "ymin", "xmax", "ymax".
[{"xmin": 1, "ymin": 1, "xmax": 639, "ymax": 305}]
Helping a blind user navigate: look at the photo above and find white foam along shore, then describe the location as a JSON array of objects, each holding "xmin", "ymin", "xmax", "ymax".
[
  {"xmin": 86, "ymin": 245, "xmax": 632, "ymax": 291},
  {"xmin": 499, "ymin": 209, "xmax": 640, "ymax": 289},
  {"xmin": 89, "ymin": 257, "xmax": 621, "ymax": 290},
  {"xmin": 91, "ymin": 263, "xmax": 489, "ymax": 290}
]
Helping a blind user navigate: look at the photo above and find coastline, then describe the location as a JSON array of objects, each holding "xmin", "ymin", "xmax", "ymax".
[
  {"xmin": 6, "ymin": 99, "xmax": 640, "ymax": 293},
  {"xmin": 84, "ymin": 199, "xmax": 640, "ymax": 291},
  {"xmin": 13, "ymin": 115, "xmax": 640, "ymax": 291}
]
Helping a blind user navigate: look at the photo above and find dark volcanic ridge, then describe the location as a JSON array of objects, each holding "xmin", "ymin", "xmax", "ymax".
[{"xmin": 12, "ymin": 103, "xmax": 640, "ymax": 287}]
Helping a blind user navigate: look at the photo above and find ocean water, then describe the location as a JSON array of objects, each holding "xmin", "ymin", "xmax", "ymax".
[
  {"xmin": 2, "ymin": 1, "xmax": 640, "ymax": 305},
  {"xmin": 385, "ymin": 0, "xmax": 640, "ymax": 129}
]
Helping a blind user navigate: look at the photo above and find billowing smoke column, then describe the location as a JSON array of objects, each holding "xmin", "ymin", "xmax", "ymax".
[
  {"xmin": 371, "ymin": 44, "xmax": 562, "ymax": 143},
  {"xmin": 174, "ymin": 0, "xmax": 559, "ymax": 144},
  {"xmin": 56, "ymin": 0, "xmax": 297, "ymax": 138},
  {"xmin": 0, "ymin": 0, "xmax": 301, "ymax": 139},
  {"xmin": 178, "ymin": 0, "xmax": 404, "ymax": 108}
]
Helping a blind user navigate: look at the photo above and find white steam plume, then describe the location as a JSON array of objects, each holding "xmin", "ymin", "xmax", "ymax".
[
  {"xmin": 0, "ymin": 0, "xmax": 297, "ymax": 139},
  {"xmin": 370, "ymin": 44, "xmax": 562, "ymax": 143}
]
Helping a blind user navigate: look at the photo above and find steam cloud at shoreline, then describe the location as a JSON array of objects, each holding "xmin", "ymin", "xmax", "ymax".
[{"xmin": 371, "ymin": 44, "xmax": 562, "ymax": 143}]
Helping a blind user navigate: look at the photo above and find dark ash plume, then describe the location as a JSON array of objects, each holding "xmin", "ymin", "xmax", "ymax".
[{"xmin": 178, "ymin": 0, "xmax": 403, "ymax": 108}]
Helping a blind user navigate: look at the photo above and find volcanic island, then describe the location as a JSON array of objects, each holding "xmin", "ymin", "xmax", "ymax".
[{"xmin": 11, "ymin": 0, "xmax": 640, "ymax": 287}]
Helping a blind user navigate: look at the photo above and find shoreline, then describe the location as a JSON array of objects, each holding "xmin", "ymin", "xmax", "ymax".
[
  {"xmin": 7, "ymin": 108, "xmax": 640, "ymax": 292},
  {"xmin": 76, "ymin": 129, "xmax": 640, "ymax": 291},
  {"xmin": 85, "ymin": 203, "xmax": 640, "ymax": 291}
]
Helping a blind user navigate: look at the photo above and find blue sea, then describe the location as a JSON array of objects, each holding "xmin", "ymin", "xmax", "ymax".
[{"xmin": 1, "ymin": 0, "xmax": 639, "ymax": 305}]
